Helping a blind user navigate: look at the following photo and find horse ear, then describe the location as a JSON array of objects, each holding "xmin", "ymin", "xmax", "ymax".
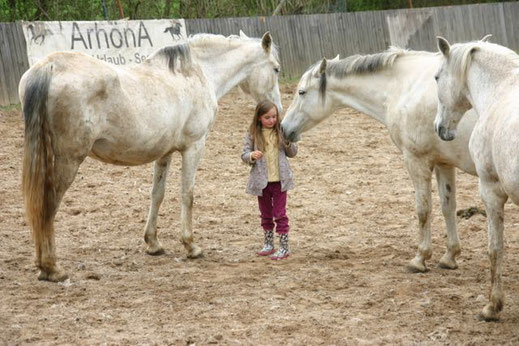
[
  {"xmin": 480, "ymin": 34, "xmax": 492, "ymax": 42},
  {"xmin": 437, "ymin": 36, "xmax": 450, "ymax": 57},
  {"xmin": 331, "ymin": 54, "xmax": 340, "ymax": 62},
  {"xmin": 262, "ymin": 32, "xmax": 272, "ymax": 52},
  {"xmin": 239, "ymin": 30, "xmax": 249, "ymax": 39},
  {"xmin": 319, "ymin": 58, "xmax": 327, "ymax": 75}
]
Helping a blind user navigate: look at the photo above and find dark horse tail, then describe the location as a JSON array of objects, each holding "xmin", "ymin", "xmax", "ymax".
[{"xmin": 21, "ymin": 65, "xmax": 56, "ymax": 268}]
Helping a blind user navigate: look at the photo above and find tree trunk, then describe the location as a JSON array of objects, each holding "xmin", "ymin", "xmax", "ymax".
[
  {"xmin": 9, "ymin": 0, "xmax": 16, "ymax": 22},
  {"xmin": 100, "ymin": 0, "xmax": 108, "ymax": 19},
  {"xmin": 272, "ymin": 0, "xmax": 288, "ymax": 16},
  {"xmin": 130, "ymin": 0, "xmax": 142, "ymax": 19},
  {"xmin": 116, "ymin": 0, "xmax": 125, "ymax": 18},
  {"xmin": 34, "ymin": 0, "xmax": 50, "ymax": 20},
  {"xmin": 163, "ymin": 0, "xmax": 172, "ymax": 18}
]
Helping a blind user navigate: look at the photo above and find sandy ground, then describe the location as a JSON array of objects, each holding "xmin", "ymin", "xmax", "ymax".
[{"xmin": 2, "ymin": 83, "xmax": 519, "ymax": 345}]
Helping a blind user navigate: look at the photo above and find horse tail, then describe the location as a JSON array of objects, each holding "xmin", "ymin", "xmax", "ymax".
[{"xmin": 21, "ymin": 65, "xmax": 56, "ymax": 264}]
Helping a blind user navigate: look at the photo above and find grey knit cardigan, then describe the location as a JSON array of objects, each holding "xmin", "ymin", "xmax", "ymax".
[{"xmin": 241, "ymin": 133, "xmax": 298, "ymax": 196}]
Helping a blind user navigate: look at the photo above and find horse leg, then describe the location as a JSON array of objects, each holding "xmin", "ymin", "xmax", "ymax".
[
  {"xmin": 479, "ymin": 179, "xmax": 507, "ymax": 321},
  {"xmin": 404, "ymin": 154, "xmax": 433, "ymax": 273},
  {"xmin": 36, "ymin": 157, "xmax": 83, "ymax": 282},
  {"xmin": 435, "ymin": 165, "xmax": 461, "ymax": 269},
  {"xmin": 180, "ymin": 140, "xmax": 205, "ymax": 258},
  {"xmin": 143, "ymin": 154, "xmax": 172, "ymax": 255}
]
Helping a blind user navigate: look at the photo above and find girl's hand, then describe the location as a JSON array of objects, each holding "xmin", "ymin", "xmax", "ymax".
[{"xmin": 251, "ymin": 151, "xmax": 263, "ymax": 160}]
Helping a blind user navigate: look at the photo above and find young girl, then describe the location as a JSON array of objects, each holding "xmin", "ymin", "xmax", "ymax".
[{"xmin": 241, "ymin": 100, "xmax": 298, "ymax": 260}]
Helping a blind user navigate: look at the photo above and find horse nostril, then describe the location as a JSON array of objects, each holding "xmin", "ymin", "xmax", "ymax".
[
  {"xmin": 435, "ymin": 124, "xmax": 441, "ymax": 136},
  {"xmin": 437, "ymin": 126, "xmax": 455, "ymax": 141},
  {"xmin": 438, "ymin": 126, "xmax": 446, "ymax": 138}
]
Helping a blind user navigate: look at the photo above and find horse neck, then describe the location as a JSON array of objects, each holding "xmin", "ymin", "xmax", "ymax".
[
  {"xmin": 466, "ymin": 52, "xmax": 519, "ymax": 116},
  {"xmin": 191, "ymin": 39, "xmax": 263, "ymax": 100},
  {"xmin": 331, "ymin": 53, "xmax": 439, "ymax": 126},
  {"xmin": 329, "ymin": 73, "xmax": 391, "ymax": 126}
]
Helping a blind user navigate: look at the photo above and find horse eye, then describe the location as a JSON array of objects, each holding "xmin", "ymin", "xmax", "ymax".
[
  {"xmin": 298, "ymin": 90, "xmax": 306, "ymax": 96},
  {"xmin": 274, "ymin": 67, "xmax": 280, "ymax": 73},
  {"xmin": 434, "ymin": 75, "xmax": 439, "ymax": 81}
]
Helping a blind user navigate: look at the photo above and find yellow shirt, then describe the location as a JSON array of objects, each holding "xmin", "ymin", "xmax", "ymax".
[{"xmin": 262, "ymin": 128, "xmax": 280, "ymax": 182}]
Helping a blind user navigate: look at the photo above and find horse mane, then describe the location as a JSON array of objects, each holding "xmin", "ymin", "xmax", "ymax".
[
  {"xmin": 447, "ymin": 41, "xmax": 519, "ymax": 83},
  {"xmin": 327, "ymin": 46, "xmax": 408, "ymax": 78},
  {"xmin": 148, "ymin": 43, "xmax": 192, "ymax": 73},
  {"xmin": 312, "ymin": 47, "xmax": 428, "ymax": 99}
]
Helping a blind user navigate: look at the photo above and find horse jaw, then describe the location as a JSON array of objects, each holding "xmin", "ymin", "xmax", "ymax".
[{"xmin": 282, "ymin": 103, "xmax": 325, "ymax": 142}]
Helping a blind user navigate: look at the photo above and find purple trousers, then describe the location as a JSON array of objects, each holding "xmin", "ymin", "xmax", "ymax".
[{"xmin": 258, "ymin": 182, "xmax": 289, "ymax": 234}]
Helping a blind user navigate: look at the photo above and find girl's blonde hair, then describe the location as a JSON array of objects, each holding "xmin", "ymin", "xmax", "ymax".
[{"xmin": 249, "ymin": 100, "xmax": 285, "ymax": 151}]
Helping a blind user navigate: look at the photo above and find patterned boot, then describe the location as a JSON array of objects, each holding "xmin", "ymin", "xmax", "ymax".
[
  {"xmin": 257, "ymin": 230, "xmax": 275, "ymax": 256},
  {"xmin": 271, "ymin": 233, "xmax": 290, "ymax": 260}
]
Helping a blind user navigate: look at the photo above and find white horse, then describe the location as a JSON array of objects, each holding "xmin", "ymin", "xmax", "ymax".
[
  {"xmin": 435, "ymin": 37, "xmax": 519, "ymax": 321},
  {"xmin": 19, "ymin": 31, "xmax": 282, "ymax": 282},
  {"xmin": 281, "ymin": 48, "xmax": 480, "ymax": 273}
]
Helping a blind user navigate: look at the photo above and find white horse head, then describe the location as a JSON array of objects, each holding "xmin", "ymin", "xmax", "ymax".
[
  {"xmin": 281, "ymin": 58, "xmax": 334, "ymax": 142},
  {"xmin": 282, "ymin": 50, "xmax": 395, "ymax": 142},
  {"xmin": 184, "ymin": 32, "xmax": 282, "ymax": 112},
  {"xmin": 433, "ymin": 36, "xmax": 498, "ymax": 141},
  {"xmin": 238, "ymin": 32, "xmax": 283, "ymax": 112}
]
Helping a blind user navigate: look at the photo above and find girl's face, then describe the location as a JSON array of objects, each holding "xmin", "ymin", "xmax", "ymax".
[{"xmin": 259, "ymin": 107, "xmax": 278, "ymax": 129}]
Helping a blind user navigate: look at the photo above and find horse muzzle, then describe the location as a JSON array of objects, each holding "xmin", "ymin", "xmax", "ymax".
[
  {"xmin": 436, "ymin": 124, "xmax": 457, "ymax": 141},
  {"xmin": 281, "ymin": 124, "xmax": 301, "ymax": 143}
]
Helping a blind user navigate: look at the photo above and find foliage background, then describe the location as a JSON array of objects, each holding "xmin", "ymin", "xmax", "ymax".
[{"xmin": 0, "ymin": 0, "xmax": 509, "ymax": 22}]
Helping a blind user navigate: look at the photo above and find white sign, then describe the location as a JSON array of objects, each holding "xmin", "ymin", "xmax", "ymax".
[{"xmin": 21, "ymin": 19, "xmax": 187, "ymax": 67}]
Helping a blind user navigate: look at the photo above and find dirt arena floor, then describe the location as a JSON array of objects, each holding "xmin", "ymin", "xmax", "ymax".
[{"xmin": 2, "ymin": 83, "xmax": 519, "ymax": 345}]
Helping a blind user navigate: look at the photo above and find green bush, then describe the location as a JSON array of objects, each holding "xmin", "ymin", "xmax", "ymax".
[{"xmin": 0, "ymin": 0, "xmax": 507, "ymax": 22}]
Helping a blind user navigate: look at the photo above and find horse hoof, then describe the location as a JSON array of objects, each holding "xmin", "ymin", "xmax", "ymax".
[
  {"xmin": 438, "ymin": 252, "xmax": 459, "ymax": 270},
  {"xmin": 406, "ymin": 258, "xmax": 427, "ymax": 273},
  {"xmin": 146, "ymin": 247, "xmax": 165, "ymax": 256},
  {"xmin": 187, "ymin": 246, "xmax": 203, "ymax": 259},
  {"xmin": 406, "ymin": 265, "xmax": 427, "ymax": 273},
  {"xmin": 438, "ymin": 254, "xmax": 458, "ymax": 269},
  {"xmin": 38, "ymin": 269, "xmax": 69, "ymax": 282},
  {"xmin": 478, "ymin": 304, "xmax": 500, "ymax": 322},
  {"xmin": 438, "ymin": 259, "xmax": 458, "ymax": 270}
]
